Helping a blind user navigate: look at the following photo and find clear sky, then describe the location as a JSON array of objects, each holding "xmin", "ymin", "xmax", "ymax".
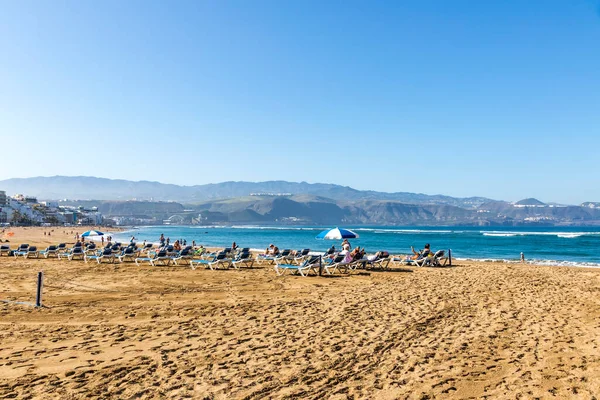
[{"xmin": 1, "ymin": 1, "xmax": 599, "ymax": 204}]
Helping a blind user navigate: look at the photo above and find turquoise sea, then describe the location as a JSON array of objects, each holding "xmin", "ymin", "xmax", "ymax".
[{"xmin": 112, "ymin": 225, "xmax": 600, "ymax": 268}]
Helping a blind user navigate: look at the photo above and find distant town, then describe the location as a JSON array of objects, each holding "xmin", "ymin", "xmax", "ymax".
[{"xmin": 0, "ymin": 190, "xmax": 104, "ymax": 226}]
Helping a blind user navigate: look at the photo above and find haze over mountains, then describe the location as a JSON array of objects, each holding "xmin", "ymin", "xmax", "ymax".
[
  {"xmin": 1, "ymin": 176, "xmax": 599, "ymax": 226},
  {"xmin": 0, "ymin": 176, "xmax": 491, "ymax": 207}
]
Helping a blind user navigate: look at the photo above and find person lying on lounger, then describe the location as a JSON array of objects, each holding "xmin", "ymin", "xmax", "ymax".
[{"xmin": 194, "ymin": 245, "xmax": 206, "ymax": 256}]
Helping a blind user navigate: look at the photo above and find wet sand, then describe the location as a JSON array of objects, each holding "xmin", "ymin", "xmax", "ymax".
[{"xmin": 0, "ymin": 229, "xmax": 599, "ymax": 398}]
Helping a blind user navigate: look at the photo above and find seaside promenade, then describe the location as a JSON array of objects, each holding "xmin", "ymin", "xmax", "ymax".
[{"xmin": 0, "ymin": 228, "xmax": 599, "ymax": 398}]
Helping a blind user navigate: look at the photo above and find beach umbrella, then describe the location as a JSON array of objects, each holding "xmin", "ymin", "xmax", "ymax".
[
  {"xmin": 315, "ymin": 227, "xmax": 359, "ymax": 240},
  {"xmin": 81, "ymin": 230, "xmax": 105, "ymax": 237}
]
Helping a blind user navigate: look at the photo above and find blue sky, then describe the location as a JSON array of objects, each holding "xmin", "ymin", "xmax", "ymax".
[{"xmin": 1, "ymin": 1, "xmax": 599, "ymax": 204}]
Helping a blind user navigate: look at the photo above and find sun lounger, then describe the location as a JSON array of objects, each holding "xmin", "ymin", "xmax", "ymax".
[
  {"xmin": 117, "ymin": 247, "xmax": 139, "ymax": 263},
  {"xmin": 0, "ymin": 245, "xmax": 11, "ymax": 256},
  {"xmin": 85, "ymin": 248, "xmax": 115, "ymax": 264},
  {"xmin": 190, "ymin": 252, "xmax": 232, "ymax": 270},
  {"xmin": 256, "ymin": 253, "xmax": 277, "ymax": 264},
  {"xmin": 135, "ymin": 250, "xmax": 172, "ymax": 266},
  {"xmin": 172, "ymin": 248, "xmax": 193, "ymax": 265},
  {"xmin": 291, "ymin": 249, "xmax": 311, "ymax": 264},
  {"xmin": 40, "ymin": 245, "xmax": 59, "ymax": 258},
  {"xmin": 23, "ymin": 246, "xmax": 40, "ymax": 259},
  {"xmin": 58, "ymin": 247, "xmax": 85, "ymax": 261},
  {"xmin": 401, "ymin": 257, "xmax": 427, "ymax": 267},
  {"xmin": 202, "ymin": 247, "xmax": 232, "ymax": 259},
  {"xmin": 274, "ymin": 255, "xmax": 321, "ymax": 276},
  {"xmin": 140, "ymin": 243, "xmax": 153, "ymax": 254},
  {"xmin": 257, "ymin": 249, "xmax": 290, "ymax": 265},
  {"xmin": 424, "ymin": 250, "xmax": 448, "ymax": 267},
  {"xmin": 362, "ymin": 251, "xmax": 391, "ymax": 270},
  {"xmin": 231, "ymin": 252, "xmax": 254, "ymax": 269},
  {"xmin": 323, "ymin": 254, "xmax": 354, "ymax": 275},
  {"xmin": 275, "ymin": 249, "xmax": 293, "ymax": 262},
  {"xmin": 13, "ymin": 244, "xmax": 30, "ymax": 257}
]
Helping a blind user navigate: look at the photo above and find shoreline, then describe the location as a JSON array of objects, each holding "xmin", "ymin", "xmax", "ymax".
[{"xmin": 2, "ymin": 227, "xmax": 599, "ymax": 269}]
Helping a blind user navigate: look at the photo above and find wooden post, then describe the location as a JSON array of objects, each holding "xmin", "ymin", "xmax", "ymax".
[
  {"xmin": 35, "ymin": 271, "xmax": 43, "ymax": 307},
  {"xmin": 319, "ymin": 255, "xmax": 322, "ymax": 276},
  {"xmin": 448, "ymin": 249, "xmax": 452, "ymax": 266}
]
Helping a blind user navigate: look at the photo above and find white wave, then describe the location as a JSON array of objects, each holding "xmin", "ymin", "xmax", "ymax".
[
  {"xmin": 230, "ymin": 226, "xmax": 321, "ymax": 231},
  {"xmin": 481, "ymin": 230, "xmax": 600, "ymax": 238},
  {"xmin": 354, "ymin": 228, "xmax": 455, "ymax": 234},
  {"xmin": 188, "ymin": 225, "xmax": 322, "ymax": 231},
  {"xmin": 456, "ymin": 257, "xmax": 600, "ymax": 269}
]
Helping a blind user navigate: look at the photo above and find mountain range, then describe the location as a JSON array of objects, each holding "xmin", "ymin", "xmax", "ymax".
[
  {"xmin": 0, "ymin": 176, "xmax": 491, "ymax": 208},
  {"xmin": 1, "ymin": 176, "xmax": 599, "ymax": 226}
]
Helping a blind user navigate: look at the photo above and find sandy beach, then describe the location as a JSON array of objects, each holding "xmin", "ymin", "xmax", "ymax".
[{"xmin": 1, "ymin": 228, "xmax": 599, "ymax": 399}]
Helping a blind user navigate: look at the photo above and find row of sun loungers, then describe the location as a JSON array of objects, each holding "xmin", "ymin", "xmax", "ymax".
[
  {"xmin": 1, "ymin": 242, "xmax": 449, "ymax": 275},
  {"xmin": 390, "ymin": 250, "xmax": 448, "ymax": 268}
]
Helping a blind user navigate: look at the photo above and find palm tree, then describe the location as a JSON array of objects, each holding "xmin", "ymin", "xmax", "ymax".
[{"xmin": 11, "ymin": 209, "xmax": 21, "ymax": 225}]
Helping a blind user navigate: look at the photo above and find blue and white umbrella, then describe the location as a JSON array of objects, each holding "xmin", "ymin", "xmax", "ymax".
[
  {"xmin": 315, "ymin": 227, "xmax": 359, "ymax": 240},
  {"xmin": 81, "ymin": 230, "xmax": 105, "ymax": 237}
]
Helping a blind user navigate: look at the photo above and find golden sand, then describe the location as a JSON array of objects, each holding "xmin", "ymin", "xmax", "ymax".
[{"xmin": 0, "ymin": 228, "xmax": 599, "ymax": 399}]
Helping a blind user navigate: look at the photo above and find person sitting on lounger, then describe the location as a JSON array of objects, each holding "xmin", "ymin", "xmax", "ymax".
[
  {"xmin": 341, "ymin": 239, "xmax": 351, "ymax": 252},
  {"xmin": 173, "ymin": 240, "xmax": 182, "ymax": 251},
  {"xmin": 350, "ymin": 247, "xmax": 363, "ymax": 261},
  {"xmin": 343, "ymin": 250, "xmax": 354, "ymax": 263},
  {"xmin": 405, "ymin": 244, "xmax": 431, "ymax": 260},
  {"xmin": 265, "ymin": 244, "xmax": 274, "ymax": 255},
  {"xmin": 263, "ymin": 244, "xmax": 279, "ymax": 257}
]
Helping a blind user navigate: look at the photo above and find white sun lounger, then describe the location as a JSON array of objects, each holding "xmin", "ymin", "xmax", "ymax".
[
  {"xmin": 135, "ymin": 250, "xmax": 172, "ymax": 266},
  {"xmin": 85, "ymin": 248, "xmax": 115, "ymax": 264},
  {"xmin": 275, "ymin": 255, "xmax": 321, "ymax": 276},
  {"xmin": 231, "ymin": 252, "xmax": 254, "ymax": 269},
  {"xmin": 190, "ymin": 252, "xmax": 232, "ymax": 270}
]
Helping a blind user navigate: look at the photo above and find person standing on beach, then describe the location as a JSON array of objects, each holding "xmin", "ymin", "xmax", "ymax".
[{"xmin": 520, "ymin": 252, "xmax": 525, "ymax": 263}]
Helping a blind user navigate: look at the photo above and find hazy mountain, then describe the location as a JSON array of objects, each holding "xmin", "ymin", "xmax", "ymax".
[
  {"xmin": 0, "ymin": 176, "xmax": 493, "ymax": 208},
  {"xmin": 514, "ymin": 198, "xmax": 546, "ymax": 206},
  {"xmin": 52, "ymin": 196, "xmax": 600, "ymax": 227},
  {"xmin": 3, "ymin": 176, "xmax": 600, "ymax": 226}
]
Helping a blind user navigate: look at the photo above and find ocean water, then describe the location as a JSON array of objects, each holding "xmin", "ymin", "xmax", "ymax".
[{"xmin": 111, "ymin": 226, "xmax": 600, "ymax": 268}]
